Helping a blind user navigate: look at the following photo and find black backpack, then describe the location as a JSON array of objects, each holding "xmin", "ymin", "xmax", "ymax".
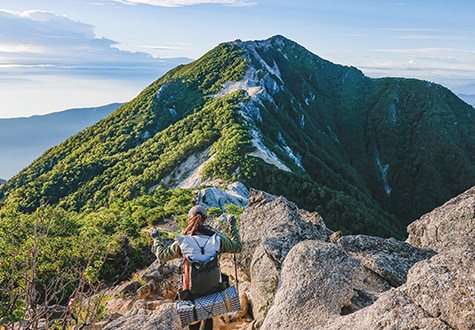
[{"xmin": 176, "ymin": 234, "xmax": 227, "ymax": 300}]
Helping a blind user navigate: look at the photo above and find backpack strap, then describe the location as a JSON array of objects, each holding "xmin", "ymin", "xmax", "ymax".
[
  {"xmin": 183, "ymin": 255, "xmax": 190, "ymax": 290},
  {"xmin": 190, "ymin": 235, "xmax": 212, "ymax": 255}
]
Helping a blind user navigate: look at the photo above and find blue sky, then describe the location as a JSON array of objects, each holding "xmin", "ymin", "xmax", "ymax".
[{"xmin": 1, "ymin": 0, "xmax": 474, "ymax": 118}]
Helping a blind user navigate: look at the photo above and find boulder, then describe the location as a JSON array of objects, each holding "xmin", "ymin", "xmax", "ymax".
[
  {"xmin": 261, "ymin": 240, "xmax": 362, "ymax": 329},
  {"xmin": 239, "ymin": 189, "xmax": 325, "ymax": 271},
  {"xmin": 407, "ymin": 185, "xmax": 475, "ymax": 253},
  {"xmin": 102, "ymin": 303, "xmax": 181, "ymax": 330},
  {"xmin": 197, "ymin": 182, "xmax": 249, "ymax": 209},
  {"xmin": 337, "ymin": 235, "xmax": 437, "ymax": 287},
  {"xmin": 404, "ymin": 249, "xmax": 475, "ymax": 329},
  {"xmin": 238, "ymin": 189, "xmax": 325, "ymax": 320},
  {"xmin": 328, "ymin": 248, "xmax": 475, "ymax": 330}
]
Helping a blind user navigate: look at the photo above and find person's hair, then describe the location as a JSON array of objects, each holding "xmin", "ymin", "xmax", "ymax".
[{"xmin": 183, "ymin": 214, "xmax": 207, "ymax": 235}]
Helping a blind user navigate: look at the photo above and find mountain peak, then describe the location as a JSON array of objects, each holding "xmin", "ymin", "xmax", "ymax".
[{"xmin": 1, "ymin": 36, "xmax": 474, "ymax": 240}]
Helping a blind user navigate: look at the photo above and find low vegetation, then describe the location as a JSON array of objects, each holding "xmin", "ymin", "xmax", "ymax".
[{"xmin": 1, "ymin": 36, "xmax": 475, "ymax": 327}]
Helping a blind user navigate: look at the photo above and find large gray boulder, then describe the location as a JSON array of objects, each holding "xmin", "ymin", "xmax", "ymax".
[
  {"xmin": 407, "ymin": 185, "xmax": 475, "ymax": 253},
  {"xmin": 238, "ymin": 189, "xmax": 325, "ymax": 320},
  {"xmin": 239, "ymin": 189, "xmax": 441, "ymax": 323},
  {"xmin": 337, "ymin": 235, "xmax": 436, "ymax": 287},
  {"xmin": 197, "ymin": 182, "xmax": 249, "ymax": 209},
  {"xmin": 261, "ymin": 243, "xmax": 475, "ymax": 329},
  {"xmin": 239, "ymin": 189, "xmax": 326, "ymax": 271},
  {"xmin": 329, "ymin": 248, "xmax": 475, "ymax": 330},
  {"xmin": 261, "ymin": 240, "xmax": 362, "ymax": 330}
]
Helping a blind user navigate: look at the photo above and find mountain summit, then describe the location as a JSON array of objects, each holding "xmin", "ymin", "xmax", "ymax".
[{"xmin": 1, "ymin": 35, "xmax": 474, "ymax": 238}]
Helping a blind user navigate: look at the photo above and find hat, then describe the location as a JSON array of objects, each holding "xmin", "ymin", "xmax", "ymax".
[{"xmin": 188, "ymin": 205, "xmax": 207, "ymax": 219}]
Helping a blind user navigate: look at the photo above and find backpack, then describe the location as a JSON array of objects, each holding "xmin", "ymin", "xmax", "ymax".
[{"xmin": 176, "ymin": 234, "xmax": 224, "ymax": 299}]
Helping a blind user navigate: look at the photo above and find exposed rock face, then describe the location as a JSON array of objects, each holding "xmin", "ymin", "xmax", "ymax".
[
  {"xmin": 261, "ymin": 240, "xmax": 362, "ymax": 330},
  {"xmin": 102, "ymin": 303, "xmax": 180, "ymax": 330},
  {"xmin": 238, "ymin": 189, "xmax": 325, "ymax": 320},
  {"xmin": 197, "ymin": 183, "xmax": 249, "ymax": 209},
  {"xmin": 239, "ymin": 190, "xmax": 326, "ymax": 270},
  {"xmin": 260, "ymin": 243, "xmax": 475, "ymax": 330},
  {"xmin": 329, "ymin": 249, "xmax": 475, "ymax": 330},
  {"xmin": 237, "ymin": 189, "xmax": 440, "ymax": 323},
  {"xmin": 94, "ymin": 187, "xmax": 475, "ymax": 329},
  {"xmin": 337, "ymin": 235, "xmax": 436, "ymax": 287},
  {"xmin": 407, "ymin": 186, "xmax": 475, "ymax": 253}
]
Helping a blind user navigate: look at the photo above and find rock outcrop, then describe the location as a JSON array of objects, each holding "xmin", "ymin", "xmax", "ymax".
[
  {"xmin": 260, "ymin": 239, "xmax": 474, "ymax": 330},
  {"xmin": 328, "ymin": 248, "xmax": 475, "ymax": 330},
  {"xmin": 261, "ymin": 240, "xmax": 362, "ymax": 329},
  {"xmin": 238, "ymin": 189, "xmax": 326, "ymax": 320},
  {"xmin": 91, "ymin": 187, "xmax": 475, "ymax": 330},
  {"xmin": 407, "ymin": 186, "xmax": 475, "ymax": 253},
  {"xmin": 337, "ymin": 235, "xmax": 436, "ymax": 287}
]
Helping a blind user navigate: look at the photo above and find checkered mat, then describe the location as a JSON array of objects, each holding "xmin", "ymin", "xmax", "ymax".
[{"xmin": 176, "ymin": 286, "xmax": 241, "ymax": 328}]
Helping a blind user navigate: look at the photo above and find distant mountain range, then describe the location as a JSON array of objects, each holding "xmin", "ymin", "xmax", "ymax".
[
  {"xmin": 1, "ymin": 35, "xmax": 474, "ymax": 240},
  {"xmin": 0, "ymin": 103, "xmax": 123, "ymax": 179},
  {"xmin": 459, "ymin": 94, "xmax": 475, "ymax": 108}
]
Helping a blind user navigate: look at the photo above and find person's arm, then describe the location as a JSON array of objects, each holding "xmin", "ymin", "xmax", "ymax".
[
  {"xmin": 218, "ymin": 224, "xmax": 242, "ymax": 254},
  {"xmin": 151, "ymin": 230, "xmax": 182, "ymax": 262},
  {"xmin": 213, "ymin": 215, "xmax": 241, "ymax": 254}
]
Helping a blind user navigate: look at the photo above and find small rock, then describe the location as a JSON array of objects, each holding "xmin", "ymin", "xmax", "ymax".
[
  {"xmin": 116, "ymin": 281, "xmax": 141, "ymax": 296},
  {"xmin": 137, "ymin": 282, "xmax": 154, "ymax": 299}
]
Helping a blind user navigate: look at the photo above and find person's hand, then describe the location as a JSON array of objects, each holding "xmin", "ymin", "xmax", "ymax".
[
  {"xmin": 151, "ymin": 229, "xmax": 161, "ymax": 238},
  {"xmin": 219, "ymin": 213, "xmax": 228, "ymax": 223},
  {"xmin": 228, "ymin": 215, "xmax": 237, "ymax": 226}
]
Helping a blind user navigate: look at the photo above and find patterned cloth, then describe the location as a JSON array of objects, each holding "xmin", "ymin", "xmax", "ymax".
[{"xmin": 176, "ymin": 286, "xmax": 241, "ymax": 328}]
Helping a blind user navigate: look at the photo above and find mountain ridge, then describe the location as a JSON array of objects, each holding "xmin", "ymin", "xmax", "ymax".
[
  {"xmin": 1, "ymin": 35, "xmax": 474, "ymax": 240},
  {"xmin": 1, "ymin": 36, "xmax": 475, "ymax": 326}
]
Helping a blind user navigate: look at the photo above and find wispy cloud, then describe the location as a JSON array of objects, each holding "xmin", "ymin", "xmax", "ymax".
[
  {"xmin": 332, "ymin": 34, "xmax": 367, "ymax": 38},
  {"xmin": 109, "ymin": 0, "xmax": 256, "ymax": 7},
  {"xmin": 0, "ymin": 9, "xmax": 190, "ymax": 75},
  {"xmin": 379, "ymin": 28, "xmax": 438, "ymax": 32},
  {"xmin": 371, "ymin": 47, "xmax": 475, "ymax": 65},
  {"xmin": 0, "ymin": 9, "xmax": 193, "ymax": 118},
  {"xmin": 357, "ymin": 46, "xmax": 475, "ymax": 92},
  {"xmin": 396, "ymin": 35, "xmax": 475, "ymax": 41}
]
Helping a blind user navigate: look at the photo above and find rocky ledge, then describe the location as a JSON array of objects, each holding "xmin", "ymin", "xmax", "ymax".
[{"xmin": 94, "ymin": 187, "xmax": 475, "ymax": 329}]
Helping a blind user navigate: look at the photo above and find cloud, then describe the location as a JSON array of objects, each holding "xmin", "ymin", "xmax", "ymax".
[
  {"xmin": 109, "ymin": 0, "xmax": 256, "ymax": 7},
  {"xmin": 371, "ymin": 48, "xmax": 475, "ymax": 65},
  {"xmin": 356, "ymin": 47, "xmax": 475, "ymax": 94},
  {"xmin": 396, "ymin": 35, "xmax": 475, "ymax": 41},
  {"xmin": 0, "ymin": 9, "xmax": 193, "ymax": 118},
  {"xmin": 379, "ymin": 28, "xmax": 438, "ymax": 32},
  {"xmin": 0, "ymin": 9, "xmax": 190, "ymax": 75}
]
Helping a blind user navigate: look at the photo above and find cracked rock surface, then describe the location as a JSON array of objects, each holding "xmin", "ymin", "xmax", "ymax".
[{"xmin": 407, "ymin": 186, "xmax": 475, "ymax": 253}]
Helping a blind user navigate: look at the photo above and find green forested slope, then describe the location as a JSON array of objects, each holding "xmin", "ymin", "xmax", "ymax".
[
  {"xmin": 0, "ymin": 43, "xmax": 248, "ymax": 213},
  {"xmin": 237, "ymin": 36, "xmax": 475, "ymax": 229},
  {"xmin": 0, "ymin": 35, "xmax": 474, "ymax": 272},
  {"xmin": 1, "ymin": 37, "xmax": 475, "ymax": 313},
  {"xmin": 2, "ymin": 36, "xmax": 474, "ymax": 238}
]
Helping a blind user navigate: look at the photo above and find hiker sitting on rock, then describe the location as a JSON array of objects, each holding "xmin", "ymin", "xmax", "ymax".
[{"xmin": 151, "ymin": 205, "xmax": 242, "ymax": 330}]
